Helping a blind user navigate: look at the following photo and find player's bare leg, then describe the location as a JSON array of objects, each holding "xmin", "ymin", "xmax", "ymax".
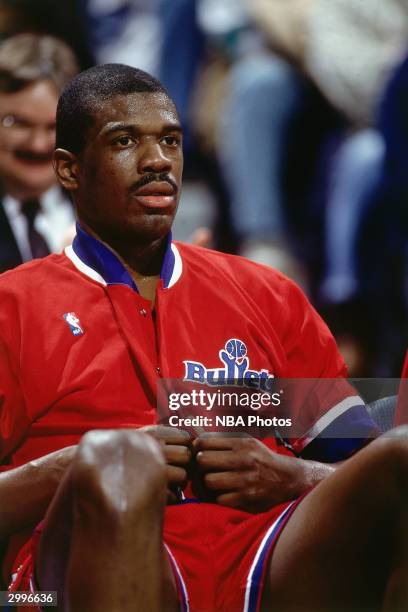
[
  {"xmin": 36, "ymin": 430, "xmax": 179, "ymax": 612},
  {"xmin": 262, "ymin": 427, "xmax": 408, "ymax": 612}
]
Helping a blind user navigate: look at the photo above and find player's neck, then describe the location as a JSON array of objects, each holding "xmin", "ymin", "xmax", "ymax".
[
  {"xmin": 79, "ymin": 221, "xmax": 164, "ymax": 303},
  {"xmin": 118, "ymin": 252, "xmax": 161, "ymax": 303},
  {"xmin": 120, "ymin": 245, "xmax": 163, "ymax": 304}
]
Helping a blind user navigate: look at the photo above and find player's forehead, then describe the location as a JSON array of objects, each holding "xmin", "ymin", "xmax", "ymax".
[{"xmin": 90, "ymin": 91, "xmax": 181, "ymax": 138}]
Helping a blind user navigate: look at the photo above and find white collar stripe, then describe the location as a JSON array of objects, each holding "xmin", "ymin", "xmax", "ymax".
[
  {"xmin": 168, "ymin": 243, "xmax": 183, "ymax": 288},
  {"xmin": 65, "ymin": 245, "xmax": 107, "ymax": 286}
]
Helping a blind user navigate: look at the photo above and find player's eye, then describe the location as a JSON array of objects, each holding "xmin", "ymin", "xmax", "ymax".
[
  {"xmin": 161, "ymin": 135, "xmax": 180, "ymax": 147},
  {"xmin": 114, "ymin": 135, "xmax": 135, "ymax": 147}
]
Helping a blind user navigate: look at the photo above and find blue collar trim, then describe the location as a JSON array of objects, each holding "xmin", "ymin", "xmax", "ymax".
[{"xmin": 72, "ymin": 224, "xmax": 175, "ymax": 290}]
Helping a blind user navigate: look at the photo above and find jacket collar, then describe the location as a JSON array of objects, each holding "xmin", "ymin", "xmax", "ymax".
[{"xmin": 65, "ymin": 223, "xmax": 182, "ymax": 290}]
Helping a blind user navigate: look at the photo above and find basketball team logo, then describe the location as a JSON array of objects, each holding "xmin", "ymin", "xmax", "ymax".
[
  {"xmin": 225, "ymin": 338, "xmax": 247, "ymax": 364},
  {"xmin": 63, "ymin": 312, "xmax": 84, "ymax": 336},
  {"xmin": 183, "ymin": 338, "xmax": 275, "ymax": 391}
]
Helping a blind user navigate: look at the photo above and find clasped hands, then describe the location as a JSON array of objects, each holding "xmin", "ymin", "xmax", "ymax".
[{"xmin": 140, "ymin": 425, "xmax": 313, "ymax": 513}]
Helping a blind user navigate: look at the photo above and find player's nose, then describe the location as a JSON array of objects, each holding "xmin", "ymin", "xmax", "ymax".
[{"xmin": 137, "ymin": 141, "xmax": 172, "ymax": 174}]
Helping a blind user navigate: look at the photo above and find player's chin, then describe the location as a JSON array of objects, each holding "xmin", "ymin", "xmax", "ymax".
[{"xmin": 128, "ymin": 213, "xmax": 175, "ymax": 241}]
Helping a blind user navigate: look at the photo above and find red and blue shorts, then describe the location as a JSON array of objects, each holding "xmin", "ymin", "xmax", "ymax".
[{"xmin": 9, "ymin": 498, "xmax": 303, "ymax": 612}]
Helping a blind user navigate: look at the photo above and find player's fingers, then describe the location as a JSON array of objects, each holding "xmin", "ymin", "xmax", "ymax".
[
  {"xmin": 194, "ymin": 435, "xmax": 245, "ymax": 452},
  {"xmin": 164, "ymin": 444, "xmax": 192, "ymax": 466},
  {"xmin": 142, "ymin": 425, "xmax": 191, "ymax": 446},
  {"xmin": 167, "ymin": 465, "xmax": 188, "ymax": 487},
  {"xmin": 203, "ymin": 470, "xmax": 244, "ymax": 491},
  {"xmin": 196, "ymin": 450, "xmax": 244, "ymax": 472},
  {"xmin": 215, "ymin": 492, "xmax": 243, "ymax": 509}
]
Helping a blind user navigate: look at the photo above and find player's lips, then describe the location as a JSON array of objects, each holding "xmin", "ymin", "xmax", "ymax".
[{"xmin": 132, "ymin": 181, "xmax": 176, "ymax": 209}]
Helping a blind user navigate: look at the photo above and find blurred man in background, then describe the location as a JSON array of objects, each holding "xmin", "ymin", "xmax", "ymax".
[{"xmin": 0, "ymin": 33, "xmax": 78, "ymax": 272}]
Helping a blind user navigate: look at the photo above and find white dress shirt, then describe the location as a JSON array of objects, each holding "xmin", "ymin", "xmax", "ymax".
[{"xmin": 2, "ymin": 186, "xmax": 75, "ymax": 262}]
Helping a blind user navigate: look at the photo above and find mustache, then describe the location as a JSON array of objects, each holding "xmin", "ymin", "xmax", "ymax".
[{"xmin": 129, "ymin": 173, "xmax": 178, "ymax": 194}]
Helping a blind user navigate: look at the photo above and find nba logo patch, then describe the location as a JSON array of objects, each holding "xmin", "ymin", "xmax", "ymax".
[{"xmin": 63, "ymin": 312, "xmax": 84, "ymax": 336}]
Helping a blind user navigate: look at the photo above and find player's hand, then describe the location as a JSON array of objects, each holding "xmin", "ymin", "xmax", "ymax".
[
  {"xmin": 193, "ymin": 434, "xmax": 311, "ymax": 513},
  {"xmin": 139, "ymin": 425, "xmax": 192, "ymax": 503}
]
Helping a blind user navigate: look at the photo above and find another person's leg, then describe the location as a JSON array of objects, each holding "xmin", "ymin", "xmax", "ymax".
[
  {"xmin": 158, "ymin": 0, "xmax": 204, "ymax": 152},
  {"xmin": 319, "ymin": 129, "xmax": 385, "ymax": 374},
  {"xmin": 36, "ymin": 430, "xmax": 179, "ymax": 612},
  {"xmin": 263, "ymin": 428, "xmax": 408, "ymax": 612},
  {"xmin": 321, "ymin": 129, "xmax": 385, "ymax": 304},
  {"xmin": 218, "ymin": 52, "xmax": 304, "ymax": 278}
]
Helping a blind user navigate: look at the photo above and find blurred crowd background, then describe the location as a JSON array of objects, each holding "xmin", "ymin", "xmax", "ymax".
[{"xmin": 0, "ymin": 0, "xmax": 407, "ymax": 377}]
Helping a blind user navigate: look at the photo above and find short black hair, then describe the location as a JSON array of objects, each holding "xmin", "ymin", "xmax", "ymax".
[{"xmin": 56, "ymin": 63, "xmax": 173, "ymax": 153}]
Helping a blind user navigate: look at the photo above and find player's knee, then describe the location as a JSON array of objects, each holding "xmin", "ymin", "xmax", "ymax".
[
  {"xmin": 370, "ymin": 432, "xmax": 408, "ymax": 490},
  {"xmin": 71, "ymin": 430, "xmax": 167, "ymax": 516}
]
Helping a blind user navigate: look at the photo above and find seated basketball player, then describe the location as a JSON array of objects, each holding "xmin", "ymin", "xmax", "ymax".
[{"xmin": 0, "ymin": 64, "xmax": 407, "ymax": 612}]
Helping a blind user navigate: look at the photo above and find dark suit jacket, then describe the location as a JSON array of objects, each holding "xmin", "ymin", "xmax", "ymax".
[{"xmin": 0, "ymin": 198, "xmax": 24, "ymax": 273}]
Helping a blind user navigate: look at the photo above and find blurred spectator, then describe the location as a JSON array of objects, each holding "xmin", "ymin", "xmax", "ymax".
[
  {"xmin": 245, "ymin": 0, "xmax": 408, "ymax": 287},
  {"xmin": 158, "ymin": 0, "xmax": 204, "ymax": 151},
  {"xmin": 304, "ymin": 0, "xmax": 408, "ymax": 374},
  {"xmin": 303, "ymin": 0, "xmax": 408, "ymax": 126},
  {"xmin": 217, "ymin": 49, "xmax": 307, "ymax": 283},
  {"xmin": 241, "ymin": 0, "xmax": 408, "ymax": 374},
  {"xmin": 84, "ymin": 0, "xmax": 161, "ymax": 76},
  {"xmin": 194, "ymin": 0, "xmax": 304, "ymax": 283},
  {"xmin": 301, "ymin": 0, "xmax": 408, "ymax": 314},
  {"xmin": 354, "ymin": 52, "xmax": 408, "ymax": 375},
  {"xmin": 0, "ymin": 33, "xmax": 78, "ymax": 272},
  {"xmin": 248, "ymin": 0, "xmax": 408, "ymax": 124},
  {"xmin": 320, "ymin": 130, "xmax": 385, "ymax": 305}
]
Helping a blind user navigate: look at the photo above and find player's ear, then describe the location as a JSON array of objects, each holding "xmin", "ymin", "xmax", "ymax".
[{"xmin": 53, "ymin": 149, "xmax": 80, "ymax": 192}]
